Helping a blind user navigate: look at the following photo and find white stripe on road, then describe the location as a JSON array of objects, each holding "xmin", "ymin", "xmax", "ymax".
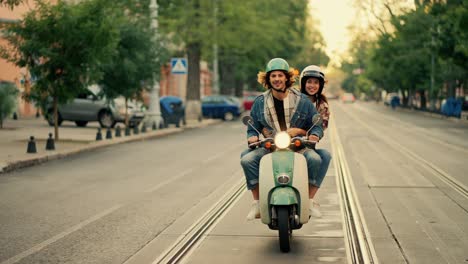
[
  {"xmin": 2, "ymin": 141, "xmax": 245, "ymax": 263},
  {"xmin": 1, "ymin": 205, "xmax": 122, "ymax": 264}
]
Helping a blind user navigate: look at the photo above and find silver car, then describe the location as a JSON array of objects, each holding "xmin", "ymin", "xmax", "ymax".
[{"xmin": 45, "ymin": 88, "xmax": 145, "ymax": 128}]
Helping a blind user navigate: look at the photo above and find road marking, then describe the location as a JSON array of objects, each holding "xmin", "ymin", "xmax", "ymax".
[{"xmin": 1, "ymin": 205, "xmax": 122, "ymax": 264}]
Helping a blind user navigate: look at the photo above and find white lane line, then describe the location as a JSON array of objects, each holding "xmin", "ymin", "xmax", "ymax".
[
  {"xmin": 202, "ymin": 142, "xmax": 245, "ymax": 164},
  {"xmin": 1, "ymin": 141, "xmax": 244, "ymax": 264},
  {"xmin": 1, "ymin": 205, "xmax": 122, "ymax": 264},
  {"xmin": 144, "ymin": 168, "xmax": 195, "ymax": 193}
]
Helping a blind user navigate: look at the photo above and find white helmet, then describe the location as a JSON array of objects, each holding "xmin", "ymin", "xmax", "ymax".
[{"xmin": 300, "ymin": 65, "xmax": 325, "ymax": 95}]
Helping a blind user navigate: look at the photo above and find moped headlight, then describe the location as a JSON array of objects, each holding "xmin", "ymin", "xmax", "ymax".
[
  {"xmin": 274, "ymin": 132, "xmax": 291, "ymax": 149},
  {"xmin": 277, "ymin": 174, "xmax": 290, "ymax": 185}
]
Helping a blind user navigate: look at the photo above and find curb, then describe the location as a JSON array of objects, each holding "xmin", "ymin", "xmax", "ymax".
[
  {"xmin": 396, "ymin": 106, "xmax": 468, "ymax": 124},
  {"xmin": 0, "ymin": 119, "xmax": 222, "ymax": 174}
]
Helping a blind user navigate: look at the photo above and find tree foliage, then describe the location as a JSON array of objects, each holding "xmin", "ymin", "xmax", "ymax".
[
  {"xmin": 0, "ymin": 0, "xmax": 22, "ymax": 9},
  {"xmin": 0, "ymin": 0, "xmax": 120, "ymax": 139},
  {"xmin": 158, "ymin": 0, "xmax": 328, "ymax": 98},
  {"xmin": 0, "ymin": 81, "xmax": 18, "ymax": 128},
  {"xmin": 97, "ymin": 0, "xmax": 168, "ymax": 126},
  {"xmin": 344, "ymin": 0, "xmax": 467, "ymax": 108}
]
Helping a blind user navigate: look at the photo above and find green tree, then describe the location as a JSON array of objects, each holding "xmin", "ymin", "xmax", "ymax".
[
  {"xmin": 0, "ymin": 0, "xmax": 22, "ymax": 8},
  {"xmin": 99, "ymin": 17, "xmax": 166, "ymax": 126},
  {"xmin": 0, "ymin": 0, "xmax": 120, "ymax": 140},
  {"xmin": 0, "ymin": 81, "xmax": 18, "ymax": 128}
]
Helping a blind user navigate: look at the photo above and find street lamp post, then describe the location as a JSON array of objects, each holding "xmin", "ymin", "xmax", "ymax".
[{"xmin": 145, "ymin": 0, "xmax": 162, "ymax": 128}]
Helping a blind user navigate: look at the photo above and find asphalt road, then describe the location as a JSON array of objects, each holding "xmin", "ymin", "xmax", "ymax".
[{"xmin": 0, "ymin": 101, "xmax": 467, "ymax": 264}]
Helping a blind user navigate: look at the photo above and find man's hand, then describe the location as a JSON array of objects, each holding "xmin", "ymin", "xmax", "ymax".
[
  {"xmin": 261, "ymin": 128, "xmax": 273, "ymax": 138},
  {"xmin": 248, "ymin": 136, "xmax": 259, "ymax": 144},
  {"xmin": 287, "ymin": 127, "xmax": 306, "ymax": 137},
  {"xmin": 308, "ymin": 134, "xmax": 319, "ymax": 142}
]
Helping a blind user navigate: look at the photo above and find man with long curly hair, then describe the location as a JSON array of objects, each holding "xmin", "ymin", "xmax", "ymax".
[{"xmin": 240, "ymin": 58, "xmax": 324, "ymax": 220}]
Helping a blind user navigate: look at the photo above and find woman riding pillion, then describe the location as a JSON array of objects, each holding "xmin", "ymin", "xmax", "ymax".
[
  {"xmin": 240, "ymin": 58, "xmax": 324, "ymax": 220},
  {"xmin": 299, "ymin": 65, "xmax": 332, "ymax": 217}
]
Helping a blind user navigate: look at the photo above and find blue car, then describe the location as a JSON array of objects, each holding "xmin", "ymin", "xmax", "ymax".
[{"xmin": 201, "ymin": 95, "xmax": 241, "ymax": 121}]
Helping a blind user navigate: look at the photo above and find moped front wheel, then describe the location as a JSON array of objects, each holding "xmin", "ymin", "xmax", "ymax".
[{"xmin": 277, "ymin": 206, "xmax": 291, "ymax": 253}]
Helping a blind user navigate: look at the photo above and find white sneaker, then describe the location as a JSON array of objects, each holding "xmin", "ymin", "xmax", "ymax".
[
  {"xmin": 246, "ymin": 200, "xmax": 260, "ymax": 220},
  {"xmin": 309, "ymin": 199, "xmax": 322, "ymax": 218}
]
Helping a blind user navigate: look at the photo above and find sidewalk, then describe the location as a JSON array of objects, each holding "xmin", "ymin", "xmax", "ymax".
[{"xmin": 0, "ymin": 117, "xmax": 221, "ymax": 174}]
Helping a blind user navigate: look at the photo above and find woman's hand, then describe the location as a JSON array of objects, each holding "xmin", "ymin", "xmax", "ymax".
[
  {"xmin": 248, "ymin": 136, "xmax": 259, "ymax": 144},
  {"xmin": 308, "ymin": 135, "xmax": 319, "ymax": 142}
]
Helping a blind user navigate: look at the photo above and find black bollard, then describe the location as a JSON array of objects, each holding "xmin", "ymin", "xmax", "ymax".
[
  {"xmin": 141, "ymin": 123, "xmax": 147, "ymax": 133},
  {"xmin": 106, "ymin": 128, "xmax": 112, "ymax": 139},
  {"xmin": 125, "ymin": 126, "xmax": 131, "ymax": 136},
  {"xmin": 152, "ymin": 121, "xmax": 157, "ymax": 131},
  {"xmin": 36, "ymin": 111, "xmax": 40, "ymax": 118},
  {"xmin": 96, "ymin": 128, "xmax": 102, "ymax": 141},
  {"xmin": 115, "ymin": 126, "xmax": 121, "ymax": 137},
  {"xmin": 159, "ymin": 122, "xmax": 164, "ymax": 129},
  {"xmin": 133, "ymin": 125, "xmax": 139, "ymax": 135},
  {"xmin": 45, "ymin": 133, "xmax": 55, "ymax": 150},
  {"xmin": 27, "ymin": 136, "xmax": 37, "ymax": 153},
  {"xmin": 13, "ymin": 112, "xmax": 18, "ymax": 120}
]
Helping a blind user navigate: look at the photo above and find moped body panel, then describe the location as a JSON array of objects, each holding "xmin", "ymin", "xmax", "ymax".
[{"xmin": 259, "ymin": 151, "xmax": 310, "ymax": 225}]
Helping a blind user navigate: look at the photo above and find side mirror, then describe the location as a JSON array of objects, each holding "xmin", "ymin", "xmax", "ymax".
[
  {"xmin": 312, "ymin": 114, "xmax": 322, "ymax": 126},
  {"xmin": 306, "ymin": 114, "xmax": 323, "ymax": 137},
  {"xmin": 242, "ymin": 115, "xmax": 262, "ymax": 136},
  {"xmin": 242, "ymin": 116, "xmax": 253, "ymax": 126}
]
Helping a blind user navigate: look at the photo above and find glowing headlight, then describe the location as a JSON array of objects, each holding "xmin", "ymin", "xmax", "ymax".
[{"xmin": 274, "ymin": 132, "xmax": 291, "ymax": 149}]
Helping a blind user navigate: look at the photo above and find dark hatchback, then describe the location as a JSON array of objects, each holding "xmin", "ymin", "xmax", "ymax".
[{"xmin": 201, "ymin": 95, "xmax": 241, "ymax": 121}]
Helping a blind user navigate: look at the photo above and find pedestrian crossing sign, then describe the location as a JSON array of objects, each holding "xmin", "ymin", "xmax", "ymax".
[{"xmin": 171, "ymin": 58, "xmax": 188, "ymax": 74}]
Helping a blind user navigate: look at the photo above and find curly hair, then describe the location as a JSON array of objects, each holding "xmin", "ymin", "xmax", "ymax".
[{"xmin": 257, "ymin": 68, "xmax": 299, "ymax": 90}]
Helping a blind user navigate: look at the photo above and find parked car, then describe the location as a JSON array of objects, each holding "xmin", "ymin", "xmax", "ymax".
[
  {"xmin": 160, "ymin": 96, "xmax": 185, "ymax": 128},
  {"xmin": 201, "ymin": 95, "xmax": 241, "ymax": 121},
  {"xmin": 45, "ymin": 87, "xmax": 145, "ymax": 128},
  {"xmin": 243, "ymin": 91, "xmax": 262, "ymax": 111},
  {"xmin": 341, "ymin": 93, "xmax": 356, "ymax": 103}
]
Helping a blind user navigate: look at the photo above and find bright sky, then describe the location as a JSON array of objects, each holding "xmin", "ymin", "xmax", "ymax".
[{"xmin": 309, "ymin": 0, "xmax": 356, "ymax": 66}]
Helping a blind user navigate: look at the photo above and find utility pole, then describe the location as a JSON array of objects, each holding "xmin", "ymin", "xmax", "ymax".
[
  {"xmin": 212, "ymin": 0, "xmax": 220, "ymax": 95},
  {"xmin": 145, "ymin": 0, "xmax": 162, "ymax": 128}
]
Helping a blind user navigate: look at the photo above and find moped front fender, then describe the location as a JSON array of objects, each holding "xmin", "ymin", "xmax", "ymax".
[{"xmin": 270, "ymin": 187, "xmax": 298, "ymax": 205}]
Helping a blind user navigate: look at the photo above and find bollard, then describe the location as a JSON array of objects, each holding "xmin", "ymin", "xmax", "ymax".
[
  {"xmin": 45, "ymin": 133, "xmax": 55, "ymax": 150},
  {"xmin": 141, "ymin": 123, "xmax": 147, "ymax": 133},
  {"xmin": 133, "ymin": 125, "xmax": 139, "ymax": 135},
  {"xmin": 27, "ymin": 136, "xmax": 37, "ymax": 153},
  {"xmin": 106, "ymin": 128, "xmax": 112, "ymax": 139},
  {"xmin": 159, "ymin": 122, "xmax": 164, "ymax": 129},
  {"xmin": 125, "ymin": 126, "xmax": 131, "ymax": 136},
  {"xmin": 36, "ymin": 111, "xmax": 40, "ymax": 118},
  {"xmin": 115, "ymin": 126, "xmax": 121, "ymax": 137},
  {"xmin": 152, "ymin": 121, "xmax": 157, "ymax": 131},
  {"xmin": 13, "ymin": 112, "xmax": 18, "ymax": 120},
  {"xmin": 96, "ymin": 128, "xmax": 102, "ymax": 141}
]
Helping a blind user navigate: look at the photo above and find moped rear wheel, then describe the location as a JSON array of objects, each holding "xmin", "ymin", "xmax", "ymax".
[{"xmin": 277, "ymin": 206, "xmax": 291, "ymax": 253}]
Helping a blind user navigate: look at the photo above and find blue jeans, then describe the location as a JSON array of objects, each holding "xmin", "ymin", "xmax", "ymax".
[
  {"xmin": 240, "ymin": 148, "xmax": 325, "ymax": 190},
  {"xmin": 307, "ymin": 148, "xmax": 332, "ymax": 187}
]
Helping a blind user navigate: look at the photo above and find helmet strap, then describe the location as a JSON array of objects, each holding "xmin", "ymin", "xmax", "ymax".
[{"xmin": 271, "ymin": 87, "xmax": 287, "ymax": 93}]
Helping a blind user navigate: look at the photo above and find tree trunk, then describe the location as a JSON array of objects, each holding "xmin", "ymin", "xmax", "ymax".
[
  {"xmin": 219, "ymin": 52, "xmax": 236, "ymax": 95},
  {"xmin": 54, "ymin": 96, "xmax": 59, "ymax": 141},
  {"xmin": 420, "ymin": 89, "xmax": 427, "ymax": 110},
  {"xmin": 125, "ymin": 98, "xmax": 129, "ymax": 127},
  {"xmin": 185, "ymin": 41, "xmax": 202, "ymax": 121}
]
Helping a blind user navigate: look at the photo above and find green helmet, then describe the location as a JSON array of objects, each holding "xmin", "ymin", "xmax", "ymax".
[{"xmin": 265, "ymin": 58, "xmax": 289, "ymax": 73}]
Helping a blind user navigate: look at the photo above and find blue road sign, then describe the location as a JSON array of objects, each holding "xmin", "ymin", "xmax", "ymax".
[{"xmin": 171, "ymin": 58, "xmax": 188, "ymax": 74}]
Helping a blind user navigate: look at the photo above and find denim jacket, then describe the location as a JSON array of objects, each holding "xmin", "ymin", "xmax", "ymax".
[{"xmin": 247, "ymin": 89, "xmax": 324, "ymax": 139}]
